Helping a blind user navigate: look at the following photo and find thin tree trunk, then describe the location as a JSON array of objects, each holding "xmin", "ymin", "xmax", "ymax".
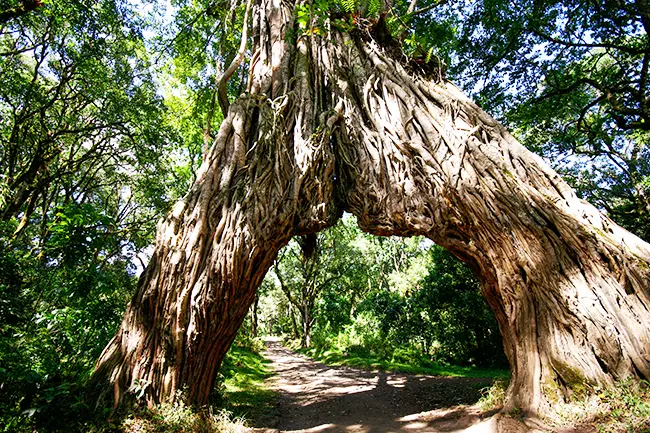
[
  {"xmin": 251, "ymin": 293, "xmax": 259, "ymax": 338},
  {"xmin": 301, "ymin": 304, "xmax": 312, "ymax": 348},
  {"xmin": 289, "ymin": 303, "xmax": 299, "ymax": 339},
  {"xmin": 92, "ymin": 0, "xmax": 650, "ymax": 421}
]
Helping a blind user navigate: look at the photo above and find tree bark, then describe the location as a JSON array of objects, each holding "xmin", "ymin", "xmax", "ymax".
[
  {"xmin": 92, "ymin": 0, "xmax": 650, "ymax": 420},
  {"xmin": 251, "ymin": 293, "xmax": 259, "ymax": 338},
  {"xmin": 326, "ymin": 31, "xmax": 650, "ymax": 415},
  {"xmin": 89, "ymin": 0, "xmax": 341, "ymax": 407}
]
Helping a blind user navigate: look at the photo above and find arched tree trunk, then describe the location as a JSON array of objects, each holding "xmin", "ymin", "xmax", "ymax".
[
  {"xmin": 327, "ymin": 30, "xmax": 650, "ymax": 415},
  {"xmin": 89, "ymin": 0, "xmax": 342, "ymax": 406},
  {"xmin": 91, "ymin": 0, "xmax": 650, "ymax": 421}
]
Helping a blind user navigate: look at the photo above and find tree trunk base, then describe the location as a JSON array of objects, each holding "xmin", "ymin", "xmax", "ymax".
[
  {"xmin": 91, "ymin": 0, "xmax": 650, "ymax": 416},
  {"xmin": 464, "ymin": 414, "xmax": 583, "ymax": 433}
]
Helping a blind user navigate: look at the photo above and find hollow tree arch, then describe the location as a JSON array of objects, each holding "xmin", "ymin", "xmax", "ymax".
[{"xmin": 91, "ymin": 0, "xmax": 650, "ymax": 420}]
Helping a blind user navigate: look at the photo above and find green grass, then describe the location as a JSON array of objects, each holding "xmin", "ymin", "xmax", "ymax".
[
  {"xmin": 220, "ymin": 345, "xmax": 278, "ymax": 426},
  {"xmin": 298, "ymin": 347, "xmax": 510, "ymax": 379},
  {"xmin": 100, "ymin": 344, "xmax": 276, "ymax": 433}
]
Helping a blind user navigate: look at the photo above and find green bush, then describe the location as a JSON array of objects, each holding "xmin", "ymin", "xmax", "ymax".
[
  {"xmin": 0, "ymin": 213, "xmax": 136, "ymax": 431},
  {"xmin": 391, "ymin": 346, "xmax": 426, "ymax": 365}
]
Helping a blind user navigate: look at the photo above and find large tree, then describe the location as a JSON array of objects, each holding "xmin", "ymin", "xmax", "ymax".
[
  {"xmin": 438, "ymin": 0, "xmax": 650, "ymax": 242},
  {"xmin": 91, "ymin": 0, "xmax": 650, "ymax": 423},
  {"xmin": 0, "ymin": 0, "xmax": 182, "ymax": 426}
]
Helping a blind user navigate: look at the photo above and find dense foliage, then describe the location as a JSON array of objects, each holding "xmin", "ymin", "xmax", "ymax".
[
  {"xmin": 260, "ymin": 217, "xmax": 508, "ymax": 369},
  {"xmin": 0, "ymin": 0, "xmax": 185, "ymax": 430},
  {"xmin": 424, "ymin": 0, "xmax": 650, "ymax": 242},
  {"xmin": 1, "ymin": 0, "xmax": 649, "ymax": 430}
]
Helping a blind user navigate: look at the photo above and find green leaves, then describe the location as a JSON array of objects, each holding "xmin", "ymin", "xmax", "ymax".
[
  {"xmin": 339, "ymin": 0, "xmax": 356, "ymax": 14},
  {"xmin": 0, "ymin": 1, "xmax": 186, "ymax": 429},
  {"xmin": 418, "ymin": 0, "xmax": 650, "ymax": 242},
  {"xmin": 259, "ymin": 216, "xmax": 505, "ymax": 369}
]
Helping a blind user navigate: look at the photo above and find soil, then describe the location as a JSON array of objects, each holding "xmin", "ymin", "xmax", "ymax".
[{"xmin": 256, "ymin": 338, "xmax": 504, "ymax": 433}]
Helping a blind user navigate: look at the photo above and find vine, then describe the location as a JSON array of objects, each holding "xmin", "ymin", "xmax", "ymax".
[{"xmin": 293, "ymin": 0, "xmax": 445, "ymax": 81}]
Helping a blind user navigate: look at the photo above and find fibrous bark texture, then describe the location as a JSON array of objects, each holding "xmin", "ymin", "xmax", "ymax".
[
  {"xmin": 90, "ymin": 0, "xmax": 341, "ymax": 406},
  {"xmin": 325, "ymin": 29, "xmax": 650, "ymax": 415},
  {"xmin": 92, "ymin": 0, "xmax": 650, "ymax": 418}
]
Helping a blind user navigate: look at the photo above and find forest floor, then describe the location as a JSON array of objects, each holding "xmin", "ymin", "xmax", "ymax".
[{"xmin": 253, "ymin": 337, "xmax": 510, "ymax": 433}]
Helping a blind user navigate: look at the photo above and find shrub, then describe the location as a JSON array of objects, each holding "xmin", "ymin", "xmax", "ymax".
[
  {"xmin": 120, "ymin": 403, "xmax": 248, "ymax": 433},
  {"xmin": 478, "ymin": 378, "xmax": 509, "ymax": 411}
]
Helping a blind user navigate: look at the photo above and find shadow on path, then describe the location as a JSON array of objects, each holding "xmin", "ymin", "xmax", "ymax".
[{"xmin": 259, "ymin": 338, "xmax": 498, "ymax": 433}]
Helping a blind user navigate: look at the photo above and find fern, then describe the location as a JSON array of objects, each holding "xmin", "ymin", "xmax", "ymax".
[
  {"xmin": 339, "ymin": 0, "xmax": 356, "ymax": 14},
  {"xmin": 425, "ymin": 47, "xmax": 434, "ymax": 64},
  {"xmin": 334, "ymin": 0, "xmax": 382, "ymax": 18},
  {"xmin": 367, "ymin": 0, "xmax": 381, "ymax": 17}
]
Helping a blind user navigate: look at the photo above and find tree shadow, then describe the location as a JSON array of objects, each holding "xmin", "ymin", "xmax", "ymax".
[{"xmin": 257, "ymin": 341, "xmax": 498, "ymax": 432}]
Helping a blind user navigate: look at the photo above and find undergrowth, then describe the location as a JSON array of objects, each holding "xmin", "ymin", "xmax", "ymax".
[
  {"xmin": 99, "ymin": 339, "xmax": 276, "ymax": 433},
  {"xmin": 477, "ymin": 377, "xmax": 508, "ymax": 411},
  {"xmin": 217, "ymin": 343, "xmax": 278, "ymax": 426},
  {"xmin": 118, "ymin": 403, "xmax": 248, "ymax": 433},
  {"xmin": 297, "ymin": 344, "xmax": 509, "ymax": 379},
  {"xmin": 5, "ymin": 340, "xmax": 275, "ymax": 433},
  {"xmin": 588, "ymin": 378, "xmax": 650, "ymax": 433},
  {"xmin": 478, "ymin": 378, "xmax": 650, "ymax": 432}
]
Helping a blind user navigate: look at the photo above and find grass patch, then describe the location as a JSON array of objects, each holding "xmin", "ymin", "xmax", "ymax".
[
  {"xmin": 478, "ymin": 377, "xmax": 650, "ymax": 432},
  {"xmin": 597, "ymin": 378, "xmax": 650, "ymax": 432},
  {"xmin": 219, "ymin": 344, "xmax": 277, "ymax": 427},
  {"xmin": 298, "ymin": 347, "xmax": 510, "ymax": 379},
  {"xmin": 103, "ymin": 343, "xmax": 277, "ymax": 433},
  {"xmin": 119, "ymin": 402, "xmax": 249, "ymax": 433},
  {"xmin": 478, "ymin": 377, "xmax": 509, "ymax": 410},
  {"xmin": 551, "ymin": 378, "xmax": 650, "ymax": 433}
]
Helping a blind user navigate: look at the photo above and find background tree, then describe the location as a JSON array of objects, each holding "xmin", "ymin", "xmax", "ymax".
[
  {"xmin": 0, "ymin": 0, "xmax": 177, "ymax": 234},
  {"xmin": 270, "ymin": 219, "xmax": 371, "ymax": 347},
  {"xmin": 411, "ymin": 246, "xmax": 506, "ymax": 367},
  {"xmin": 429, "ymin": 0, "xmax": 650, "ymax": 242},
  {"xmin": 0, "ymin": 0, "xmax": 185, "ymax": 429},
  {"xmin": 0, "ymin": 0, "xmax": 42, "ymax": 24},
  {"xmin": 263, "ymin": 217, "xmax": 507, "ymax": 369}
]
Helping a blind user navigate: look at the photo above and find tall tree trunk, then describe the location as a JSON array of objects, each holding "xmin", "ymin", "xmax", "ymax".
[
  {"xmin": 251, "ymin": 293, "xmax": 259, "ymax": 338},
  {"xmin": 301, "ymin": 304, "xmax": 312, "ymax": 348},
  {"xmin": 327, "ymin": 32, "xmax": 650, "ymax": 416},
  {"xmin": 92, "ymin": 0, "xmax": 650, "ymax": 420},
  {"xmin": 89, "ymin": 0, "xmax": 341, "ymax": 407}
]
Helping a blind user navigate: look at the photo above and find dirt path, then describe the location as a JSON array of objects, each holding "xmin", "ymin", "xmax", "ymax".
[{"xmin": 261, "ymin": 338, "xmax": 499, "ymax": 433}]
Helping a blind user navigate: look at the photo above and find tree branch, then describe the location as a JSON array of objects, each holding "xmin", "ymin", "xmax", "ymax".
[
  {"xmin": 216, "ymin": 0, "xmax": 252, "ymax": 115},
  {"xmin": 525, "ymin": 27, "xmax": 647, "ymax": 55},
  {"xmin": 274, "ymin": 262, "xmax": 302, "ymax": 309},
  {"xmin": 0, "ymin": 0, "xmax": 42, "ymax": 24},
  {"xmin": 406, "ymin": 0, "xmax": 446, "ymax": 18}
]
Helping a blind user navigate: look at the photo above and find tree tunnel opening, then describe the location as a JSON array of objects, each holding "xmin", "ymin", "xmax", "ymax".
[
  {"xmin": 221, "ymin": 214, "xmax": 510, "ymax": 429},
  {"xmin": 244, "ymin": 214, "xmax": 509, "ymax": 371}
]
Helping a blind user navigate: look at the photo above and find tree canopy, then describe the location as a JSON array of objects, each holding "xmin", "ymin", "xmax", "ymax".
[
  {"xmin": 437, "ymin": 0, "xmax": 650, "ymax": 241},
  {"xmin": 0, "ymin": 0, "xmax": 187, "ymax": 428},
  {"xmin": 1, "ymin": 0, "xmax": 649, "ymax": 430}
]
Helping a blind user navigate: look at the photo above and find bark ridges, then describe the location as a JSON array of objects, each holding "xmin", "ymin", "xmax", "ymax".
[{"xmin": 92, "ymin": 1, "xmax": 650, "ymax": 422}]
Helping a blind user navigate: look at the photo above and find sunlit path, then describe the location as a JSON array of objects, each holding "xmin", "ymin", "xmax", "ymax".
[{"xmin": 261, "ymin": 338, "xmax": 496, "ymax": 433}]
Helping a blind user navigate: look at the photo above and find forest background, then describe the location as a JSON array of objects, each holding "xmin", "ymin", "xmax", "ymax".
[{"xmin": 1, "ymin": 0, "xmax": 649, "ymax": 431}]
